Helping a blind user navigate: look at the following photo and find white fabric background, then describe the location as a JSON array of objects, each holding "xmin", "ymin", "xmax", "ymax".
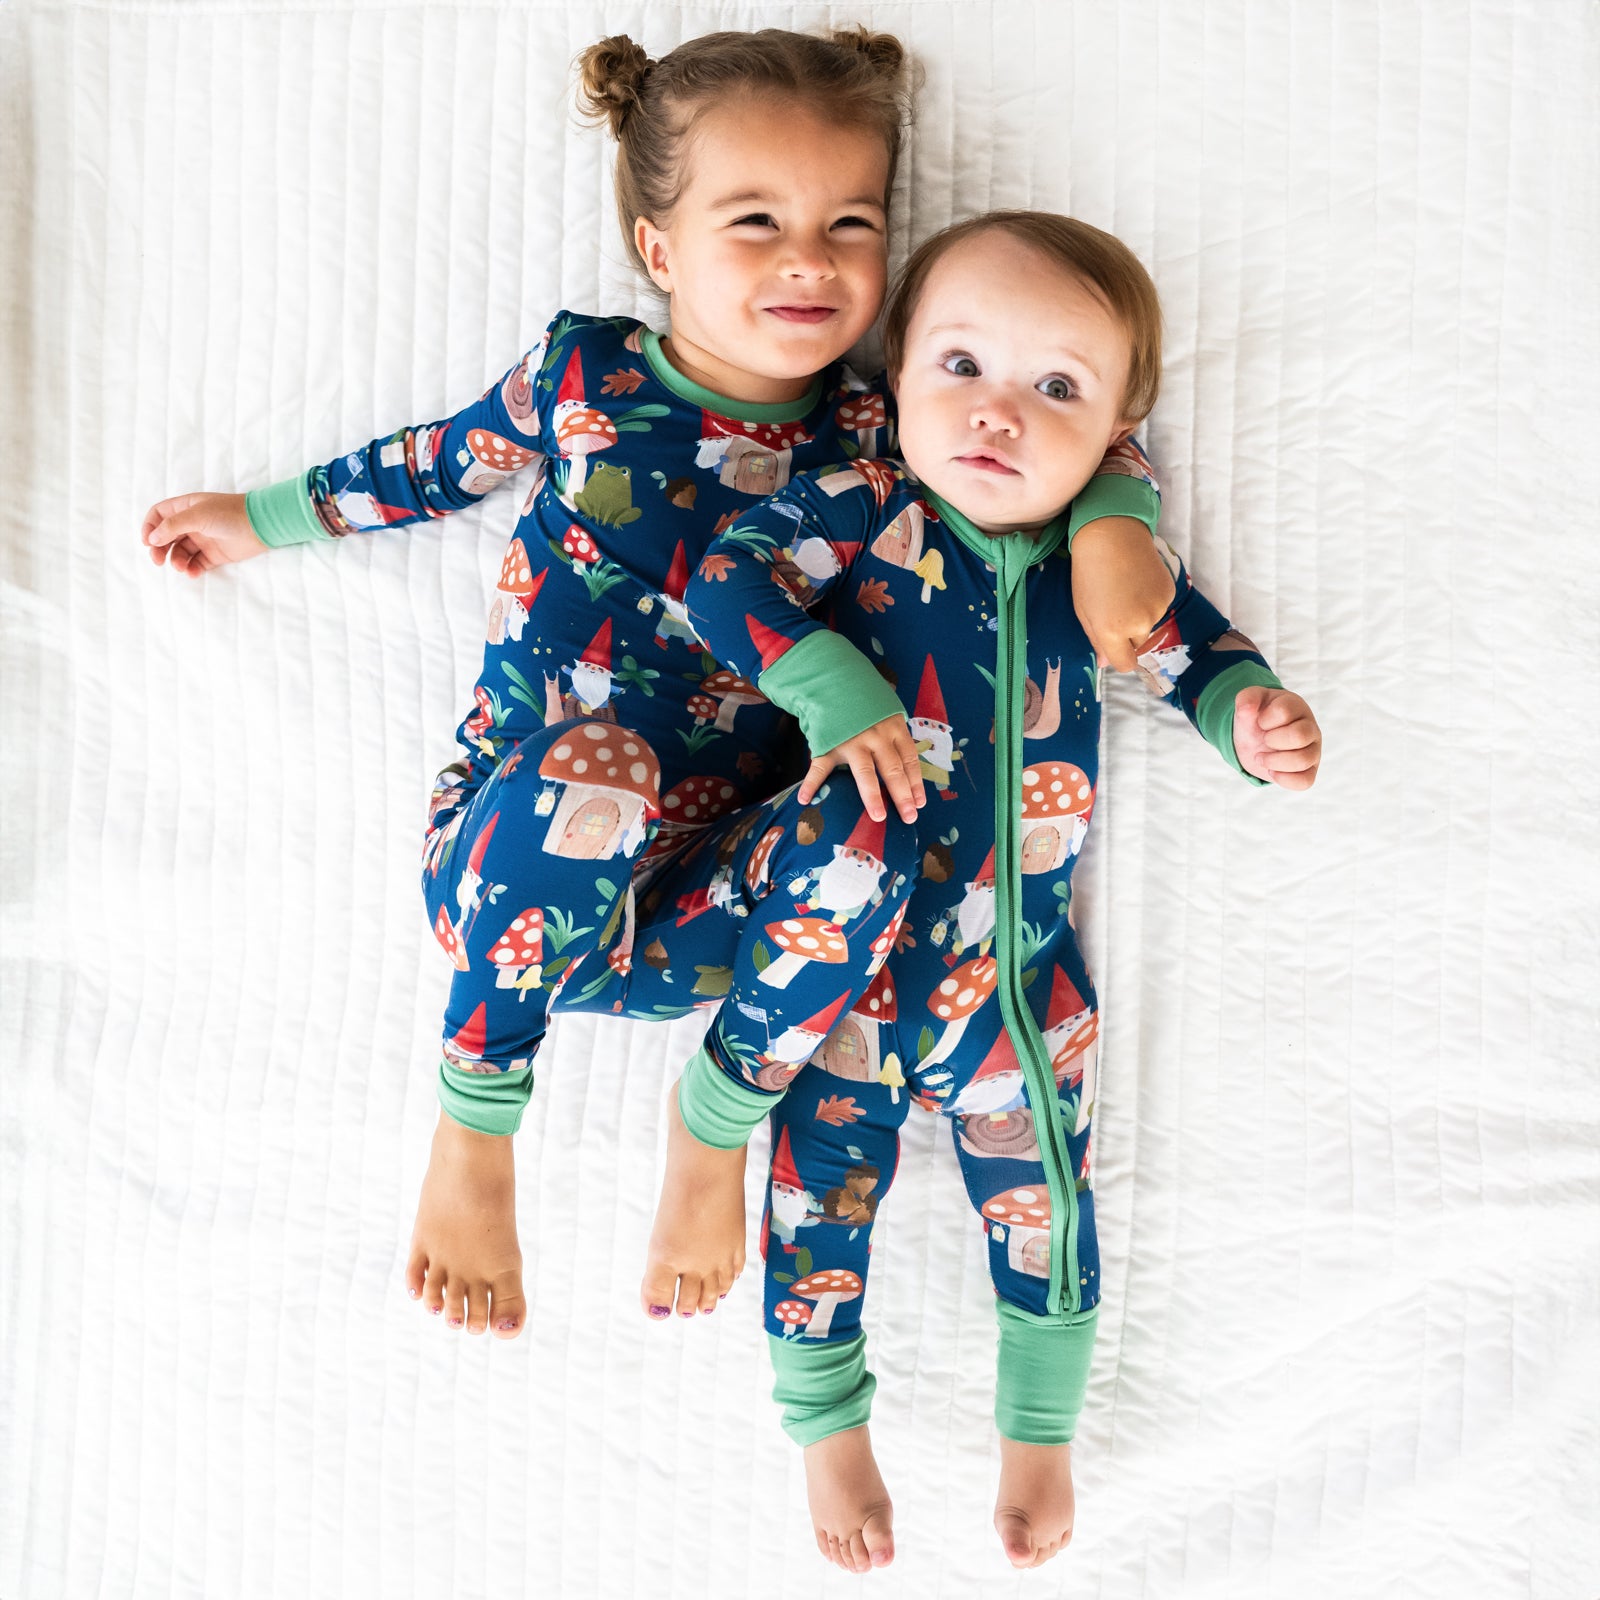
[{"xmin": 2, "ymin": 3, "xmax": 1597, "ymax": 1597}]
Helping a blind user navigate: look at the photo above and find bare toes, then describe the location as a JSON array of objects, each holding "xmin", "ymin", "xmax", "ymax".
[
  {"xmin": 491, "ymin": 1277, "xmax": 526, "ymax": 1338},
  {"xmin": 465, "ymin": 1283, "xmax": 489, "ymax": 1335},
  {"xmin": 423, "ymin": 1265, "xmax": 447, "ymax": 1317}
]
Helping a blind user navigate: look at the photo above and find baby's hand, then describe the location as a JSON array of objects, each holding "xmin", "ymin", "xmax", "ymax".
[
  {"xmin": 1233, "ymin": 686, "xmax": 1322, "ymax": 789},
  {"xmin": 798, "ymin": 714, "xmax": 926, "ymax": 824},
  {"xmin": 1070, "ymin": 516, "xmax": 1177, "ymax": 670},
  {"xmin": 140, "ymin": 492, "xmax": 266, "ymax": 577}
]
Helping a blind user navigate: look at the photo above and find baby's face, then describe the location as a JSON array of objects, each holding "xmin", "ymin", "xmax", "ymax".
[{"xmin": 894, "ymin": 231, "xmax": 1138, "ymax": 533}]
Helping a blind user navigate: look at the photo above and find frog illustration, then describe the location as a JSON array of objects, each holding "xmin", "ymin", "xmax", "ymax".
[{"xmin": 573, "ymin": 462, "xmax": 642, "ymax": 527}]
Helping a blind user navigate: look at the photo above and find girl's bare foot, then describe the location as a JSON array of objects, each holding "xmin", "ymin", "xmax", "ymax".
[
  {"xmin": 994, "ymin": 1437, "xmax": 1075, "ymax": 1568},
  {"xmin": 638, "ymin": 1079, "xmax": 746, "ymax": 1320},
  {"xmin": 803, "ymin": 1425, "xmax": 895, "ymax": 1572},
  {"xmin": 404, "ymin": 1110, "xmax": 526, "ymax": 1338}
]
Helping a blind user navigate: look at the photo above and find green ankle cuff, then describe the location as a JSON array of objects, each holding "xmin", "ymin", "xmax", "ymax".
[
  {"xmin": 245, "ymin": 472, "xmax": 329, "ymax": 548},
  {"xmin": 994, "ymin": 1300, "xmax": 1099, "ymax": 1445},
  {"xmin": 677, "ymin": 1041, "xmax": 775, "ymax": 1149},
  {"xmin": 435, "ymin": 1058, "xmax": 532, "ymax": 1136},
  {"xmin": 768, "ymin": 1331, "xmax": 876, "ymax": 1446}
]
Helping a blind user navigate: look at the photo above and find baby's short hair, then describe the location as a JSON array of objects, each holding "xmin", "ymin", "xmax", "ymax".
[{"xmin": 881, "ymin": 210, "xmax": 1163, "ymax": 422}]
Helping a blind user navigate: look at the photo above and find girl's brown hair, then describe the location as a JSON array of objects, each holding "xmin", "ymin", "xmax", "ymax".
[
  {"xmin": 881, "ymin": 211, "xmax": 1165, "ymax": 422},
  {"xmin": 575, "ymin": 28, "xmax": 912, "ymax": 274}
]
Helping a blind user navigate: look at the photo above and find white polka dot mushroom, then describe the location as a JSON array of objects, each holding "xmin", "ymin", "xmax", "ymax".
[
  {"xmin": 835, "ymin": 392, "xmax": 887, "ymax": 453},
  {"xmin": 555, "ymin": 406, "xmax": 619, "ymax": 496},
  {"xmin": 982, "ymin": 1186, "xmax": 1054, "ymax": 1278},
  {"xmin": 536, "ymin": 724, "xmax": 660, "ymax": 861},
  {"xmin": 788, "ymin": 1268, "xmax": 863, "ymax": 1338},
  {"xmin": 561, "ymin": 523, "xmax": 599, "ymax": 565},
  {"xmin": 647, "ymin": 773, "xmax": 739, "ymax": 860},
  {"xmin": 758, "ymin": 917, "xmax": 849, "ymax": 990},
  {"xmin": 1018, "ymin": 762, "xmax": 1094, "ymax": 873},
  {"xmin": 487, "ymin": 907, "xmax": 544, "ymax": 991},
  {"xmin": 743, "ymin": 824, "xmax": 784, "ymax": 892},
  {"xmin": 699, "ymin": 669, "xmax": 765, "ymax": 731},
  {"xmin": 433, "ymin": 905, "xmax": 469, "ymax": 972},
  {"xmin": 922, "ymin": 955, "xmax": 999, "ymax": 1067},
  {"xmin": 773, "ymin": 1300, "xmax": 813, "ymax": 1336},
  {"xmin": 461, "ymin": 427, "xmax": 537, "ymax": 495}
]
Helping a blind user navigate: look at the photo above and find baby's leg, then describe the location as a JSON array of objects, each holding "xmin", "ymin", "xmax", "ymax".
[
  {"xmin": 408, "ymin": 724, "xmax": 659, "ymax": 1337},
  {"xmin": 618, "ymin": 776, "xmax": 917, "ymax": 1323},
  {"xmin": 760, "ymin": 1063, "xmax": 910, "ymax": 1572},
  {"xmin": 947, "ymin": 1090, "xmax": 1098, "ymax": 1567}
]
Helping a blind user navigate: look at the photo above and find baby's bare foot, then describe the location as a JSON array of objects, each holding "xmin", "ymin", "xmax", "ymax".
[
  {"xmin": 404, "ymin": 1110, "xmax": 525, "ymax": 1338},
  {"xmin": 994, "ymin": 1436, "xmax": 1075, "ymax": 1568},
  {"xmin": 639, "ymin": 1079, "xmax": 746, "ymax": 1320},
  {"xmin": 803, "ymin": 1425, "xmax": 895, "ymax": 1573}
]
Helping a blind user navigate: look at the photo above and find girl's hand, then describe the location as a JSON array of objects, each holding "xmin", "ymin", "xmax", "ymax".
[
  {"xmin": 797, "ymin": 714, "xmax": 926, "ymax": 824},
  {"xmin": 1070, "ymin": 516, "xmax": 1177, "ymax": 670},
  {"xmin": 141, "ymin": 492, "xmax": 266, "ymax": 577},
  {"xmin": 1233, "ymin": 687, "xmax": 1322, "ymax": 789}
]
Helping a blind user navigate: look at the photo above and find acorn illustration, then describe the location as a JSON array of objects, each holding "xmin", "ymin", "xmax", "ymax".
[
  {"xmin": 796, "ymin": 807, "xmax": 824, "ymax": 847},
  {"xmin": 643, "ymin": 938, "xmax": 670, "ymax": 969},
  {"xmin": 665, "ymin": 477, "xmax": 697, "ymax": 509},
  {"xmin": 922, "ymin": 840, "xmax": 955, "ymax": 883}
]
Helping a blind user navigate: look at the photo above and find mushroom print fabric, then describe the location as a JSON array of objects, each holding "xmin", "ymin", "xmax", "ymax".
[
  {"xmin": 420, "ymin": 737, "xmax": 917, "ymax": 1133},
  {"xmin": 681, "ymin": 457, "xmax": 1278, "ymax": 1344}
]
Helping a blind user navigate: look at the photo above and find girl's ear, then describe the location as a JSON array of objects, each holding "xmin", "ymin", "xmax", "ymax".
[{"xmin": 635, "ymin": 218, "xmax": 673, "ymax": 293}]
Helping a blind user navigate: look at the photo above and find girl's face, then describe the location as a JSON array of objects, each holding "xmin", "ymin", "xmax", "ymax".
[
  {"xmin": 635, "ymin": 95, "xmax": 890, "ymax": 405},
  {"xmin": 894, "ymin": 230, "xmax": 1139, "ymax": 533}
]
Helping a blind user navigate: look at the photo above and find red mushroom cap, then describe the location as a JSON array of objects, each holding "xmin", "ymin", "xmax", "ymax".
[
  {"xmin": 764, "ymin": 918, "xmax": 849, "ymax": 963},
  {"xmin": 791, "ymin": 1268, "xmax": 864, "ymax": 1299},
  {"xmin": 774, "ymin": 1300, "xmax": 813, "ymax": 1326},
  {"xmin": 561, "ymin": 524, "xmax": 599, "ymax": 564},
  {"xmin": 928, "ymin": 957, "xmax": 999, "ymax": 1021},
  {"xmin": 981, "ymin": 1187, "xmax": 1053, "ymax": 1228},
  {"xmin": 555, "ymin": 407, "xmax": 618, "ymax": 455},
  {"xmin": 660, "ymin": 775, "xmax": 738, "ymax": 825},
  {"xmin": 487, "ymin": 908, "xmax": 544, "ymax": 969},
  {"xmin": 467, "ymin": 429, "xmax": 537, "ymax": 474},
  {"xmin": 537, "ymin": 725, "xmax": 660, "ymax": 811},
  {"xmin": 1020, "ymin": 763, "xmax": 1094, "ymax": 821}
]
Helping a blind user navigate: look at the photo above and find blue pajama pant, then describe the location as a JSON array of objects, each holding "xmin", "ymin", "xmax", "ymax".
[{"xmin": 420, "ymin": 718, "xmax": 918, "ymax": 1129}]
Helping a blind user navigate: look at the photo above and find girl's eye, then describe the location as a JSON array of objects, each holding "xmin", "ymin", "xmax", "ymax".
[
  {"xmin": 1039, "ymin": 377, "xmax": 1076, "ymax": 401},
  {"xmin": 942, "ymin": 354, "xmax": 979, "ymax": 377},
  {"xmin": 733, "ymin": 214, "xmax": 776, "ymax": 228},
  {"xmin": 833, "ymin": 215, "xmax": 877, "ymax": 231}
]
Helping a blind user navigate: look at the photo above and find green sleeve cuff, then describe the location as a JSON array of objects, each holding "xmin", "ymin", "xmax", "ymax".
[
  {"xmin": 768, "ymin": 1331, "xmax": 876, "ymax": 1446},
  {"xmin": 756, "ymin": 629, "xmax": 907, "ymax": 757},
  {"xmin": 436, "ymin": 1058, "xmax": 532, "ymax": 1136},
  {"xmin": 1066, "ymin": 472, "xmax": 1161, "ymax": 548},
  {"xmin": 1195, "ymin": 660, "xmax": 1285, "ymax": 785},
  {"xmin": 994, "ymin": 1300, "xmax": 1099, "ymax": 1445},
  {"xmin": 245, "ymin": 473, "xmax": 330, "ymax": 548},
  {"xmin": 677, "ymin": 1042, "xmax": 775, "ymax": 1149}
]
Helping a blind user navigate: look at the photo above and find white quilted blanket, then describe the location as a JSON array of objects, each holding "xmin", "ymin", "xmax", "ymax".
[{"xmin": 3, "ymin": 3, "xmax": 1597, "ymax": 1597}]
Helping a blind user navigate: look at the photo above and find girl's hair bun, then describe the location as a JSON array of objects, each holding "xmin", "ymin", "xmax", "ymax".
[
  {"xmin": 827, "ymin": 25, "xmax": 907, "ymax": 86},
  {"xmin": 575, "ymin": 34, "xmax": 653, "ymax": 137}
]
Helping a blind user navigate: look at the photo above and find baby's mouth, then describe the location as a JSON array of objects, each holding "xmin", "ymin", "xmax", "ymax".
[
  {"xmin": 765, "ymin": 305, "xmax": 837, "ymax": 324},
  {"xmin": 955, "ymin": 451, "xmax": 1020, "ymax": 476}
]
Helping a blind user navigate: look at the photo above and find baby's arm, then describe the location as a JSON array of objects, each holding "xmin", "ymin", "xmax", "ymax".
[
  {"xmin": 1134, "ymin": 556, "xmax": 1322, "ymax": 789},
  {"xmin": 1067, "ymin": 436, "xmax": 1178, "ymax": 669},
  {"xmin": 685, "ymin": 465, "xmax": 920, "ymax": 818},
  {"xmin": 142, "ymin": 337, "xmax": 551, "ymax": 577}
]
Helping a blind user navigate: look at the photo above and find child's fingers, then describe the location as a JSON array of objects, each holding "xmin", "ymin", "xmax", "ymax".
[
  {"xmin": 845, "ymin": 751, "xmax": 887, "ymax": 822},
  {"xmin": 874, "ymin": 748, "xmax": 921, "ymax": 824},
  {"xmin": 888, "ymin": 726, "xmax": 927, "ymax": 809},
  {"xmin": 1268, "ymin": 765, "xmax": 1318, "ymax": 791},
  {"xmin": 1255, "ymin": 691, "xmax": 1307, "ymax": 731},
  {"xmin": 796, "ymin": 756, "xmax": 836, "ymax": 806},
  {"xmin": 1266, "ymin": 746, "xmax": 1320, "ymax": 774},
  {"xmin": 1264, "ymin": 718, "xmax": 1319, "ymax": 751}
]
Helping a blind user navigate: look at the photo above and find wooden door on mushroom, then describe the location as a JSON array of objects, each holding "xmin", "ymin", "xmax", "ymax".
[{"xmin": 562, "ymin": 798, "xmax": 621, "ymax": 858}]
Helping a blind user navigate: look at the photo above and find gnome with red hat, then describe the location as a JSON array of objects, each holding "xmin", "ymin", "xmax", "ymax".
[
  {"xmin": 567, "ymin": 619, "xmax": 617, "ymax": 713},
  {"xmin": 908, "ymin": 656, "xmax": 958, "ymax": 794},
  {"xmin": 798, "ymin": 809, "xmax": 893, "ymax": 923}
]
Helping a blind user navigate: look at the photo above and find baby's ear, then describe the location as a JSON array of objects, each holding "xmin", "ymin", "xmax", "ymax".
[{"xmin": 1108, "ymin": 419, "xmax": 1139, "ymax": 447}]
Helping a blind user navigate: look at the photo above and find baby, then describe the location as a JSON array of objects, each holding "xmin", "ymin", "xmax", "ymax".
[{"xmin": 678, "ymin": 209, "xmax": 1322, "ymax": 1571}]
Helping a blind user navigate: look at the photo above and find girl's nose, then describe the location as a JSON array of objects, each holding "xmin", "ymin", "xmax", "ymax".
[{"xmin": 779, "ymin": 233, "xmax": 837, "ymax": 280}]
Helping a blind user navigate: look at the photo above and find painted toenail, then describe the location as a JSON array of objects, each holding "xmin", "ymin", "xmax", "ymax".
[
  {"xmin": 649, "ymin": 1306, "xmax": 671, "ymax": 1318},
  {"xmin": 408, "ymin": 1287, "xmax": 420, "ymax": 1299},
  {"xmin": 497, "ymin": 1319, "xmax": 517, "ymax": 1331},
  {"xmin": 448, "ymin": 1317, "xmax": 463, "ymax": 1327},
  {"xmin": 428, "ymin": 1305, "xmax": 442, "ymax": 1315}
]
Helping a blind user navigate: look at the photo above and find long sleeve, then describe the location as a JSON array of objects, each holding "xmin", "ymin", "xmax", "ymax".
[
  {"xmin": 244, "ymin": 328, "xmax": 556, "ymax": 547},
  {"xmin": 1133, "ymin": 546, "xmax": 1283, "ymax": 783},
  {"xmin": 685, "ymin": 464, "xmax": 908, "ymax": 756}
]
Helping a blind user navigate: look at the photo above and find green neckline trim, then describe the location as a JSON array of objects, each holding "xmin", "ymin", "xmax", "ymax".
[
  {"xmin": 639, "ymin": 329, "xmax": 823, "ymax": 422},
  {"xmin": 918, "ymin": 485, "xmax": 1071, "ymax": 569}
]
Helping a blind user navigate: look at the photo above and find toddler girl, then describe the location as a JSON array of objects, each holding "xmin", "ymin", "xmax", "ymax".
[
  {"xmin": 139, "ymin": 30, "xmax": 1175, "ymax": 1352},
  {"xmin": 680, "ymin": 210, "xmax": 1322, "ymax": 1572}
]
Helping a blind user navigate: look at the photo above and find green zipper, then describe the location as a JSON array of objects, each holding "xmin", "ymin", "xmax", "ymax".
[{"xmin": 922, "ymin": 489, "xmax": 1082, "ymax": 1316}]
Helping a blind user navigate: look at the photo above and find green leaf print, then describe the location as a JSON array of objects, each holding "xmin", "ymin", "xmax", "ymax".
[
  {"xmin": 568, "ymin": 968, "xmax": 616, "ymax": 1007},
  {"xmin": 917, "ymin": 1026, "xmax": 935, "ymax": 1063},
  {"xmin": 793, "ymin": 1247, "xmax": 813, "ymax": 1280},
  {"xmin": 751, "ymin": 942, "xmax": 771, "ymax": 973},
  {"xmin": 544, "ymin": 907, "xmax": 595, "ymax": 954},
  {"xmin": 615, "ymin": 655, "xmax": 660, "ymax": 697},
  {"xmin": 500, "ymin": 662, "xmax": 543, "ymax": 719},
  {"xmin": 612, "ymin": 403, "xmax": 670, "ymax": 427},
  {"xmin": 773, "ymin": 1272, "xmax": 794, "ymax": 1286},
  {"xmin": 678, "ymin": 722, "xmax": 721, "ymax": 757},
  {"xmin": 974, "ymin": 664, "xmax": 997, "ymax": 691},
  {"xmin": 845, "ymin": 1146, "xmax": 864, "ymax": 1163}
]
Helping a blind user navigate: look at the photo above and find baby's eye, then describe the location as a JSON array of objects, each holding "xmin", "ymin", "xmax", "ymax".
[
  {"xmin": 942, "ymin": 353, "xmax": 979, "ymax": 377},
  {"xmin": 1039, "ymin": 376, "xmax": 1076, "ymax": 401},
  {"xmin": 832, "ymin": 215, "xmax": 878, "ymax": 231}
]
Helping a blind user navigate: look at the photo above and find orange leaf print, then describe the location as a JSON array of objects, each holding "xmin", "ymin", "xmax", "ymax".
[
  {"xmin": 712, "ymin": 510, "xmax": 740, "ymax": 536},
  {"xmin": 600, "ymin": 367, "xmax": 647, "ymax": 396},
  {"xmin": 700, "ymin": 553, "xmax": 736, "ymax": 582},
  {"xmin": 814, "ymin": 1095, "xmax": 864, "ymax": 1126},
  {"xmin": 855, "ymin": 578, "xmax": 893, "ymax": 614}
]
